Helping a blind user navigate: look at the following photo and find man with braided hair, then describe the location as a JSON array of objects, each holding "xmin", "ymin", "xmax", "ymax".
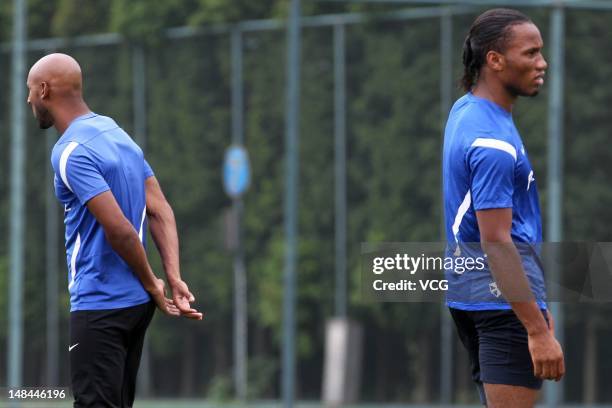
[{"xmin": 442, "ymin": 9, "xmax": 564, "ymax": 407}]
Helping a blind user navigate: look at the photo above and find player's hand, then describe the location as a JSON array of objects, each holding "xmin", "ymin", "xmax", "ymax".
[
  {"xmin": 148, "ymin": 278, "xmax": 180, "ymax": 316},
  {"xmin": 528, "ymin": 315, "xmax": 565, "ymax": 382},
  {"xmin": 170, "ymin": 279, "xmax": 203, "ymax": 320}
]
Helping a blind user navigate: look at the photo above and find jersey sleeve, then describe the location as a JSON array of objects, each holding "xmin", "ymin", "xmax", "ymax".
[
  {"xmin": 144, "ymin": 158, "xmax": 155, "ymax": 179},
  {"xmin": 62, "ymin": 144, "xmax": 110, "ymax": 205},
  {"xmin": 467, "ymin": 142, "xmax": 516, "ymax": 210}
]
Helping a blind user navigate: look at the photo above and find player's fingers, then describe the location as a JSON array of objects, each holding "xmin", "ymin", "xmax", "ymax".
[
  {"xmin": 537, "ymin": 356, "xmax": 549, "ymax": 379},
  {"xmin": 556, "ymin": 356, "xmax": 565, "ymax": 381},
  {"xmin": 176, "ymin": 298, "xmax": 197, "ymax": 313},
  {"xmin": 179, "ymin": 306, "xmax": 199, "ymax": 314},
  {"xmin": 549, "ymin": 360, "xmax": 558, "ymax": 380},
  {"xmin": 175, "ymin": 296, "xmax": 189, "ymax": 305},
  {"xmin": 162, "ymin": 298, "xmax": 179, "ymax": 313},
  {"xmin": 181, "ymin": 312, "xmax": 203, "ymax": 320},
  {"xmin": 188, "ymin": 292, "xmax": 195, "ymax": 302},
  {"xmin": 166, "ymin": 306, "xmax": 180, "ymax": 316},
  {"xmin": 176, "ymin": 303, "xmax": 195, "ymax": 313},
  {"xmin": 182, "ymin": 308, "xmax": 202, "ymax": 317},
  {"xmin": 533, "ymin": 359, "xmax": 543, "ymax": 379},
  {"xmin": 546, "ymin": 360, "xmax": 557, "ymax": 381}
]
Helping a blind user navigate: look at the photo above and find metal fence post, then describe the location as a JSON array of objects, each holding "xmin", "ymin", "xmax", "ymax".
[
  {"xmin": 132, "ymin": 44, "xmax": 152, "ymax": 398},
  {"xmin": 545, "ymin": 5, "xmax": 565, "ymax": 407},
  {"xmin": 439, "ymin": 7, "xmax": 453, "ymax": 404},
  {"xmin": 8, "ymin": 0, "xmax": 27, "ymax": 393},
  {"xmin": 282, "ymin": 0, "xmax": 302, "ymax": 406},
  {"xmin": 333, "ymin": 23, "xmax": 347, "ymax": 319},
  {"xmin": 231, "ymin": 26, "xmax": 248, "ymax": 402}
]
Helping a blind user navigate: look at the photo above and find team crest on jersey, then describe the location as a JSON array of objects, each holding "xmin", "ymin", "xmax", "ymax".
[{"xmin": 489, "ymin": 282, "xmax": 501, "ymax": 298}]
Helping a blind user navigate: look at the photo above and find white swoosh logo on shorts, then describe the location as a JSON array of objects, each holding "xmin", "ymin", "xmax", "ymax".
[{"xmin": 69, "ymin": 343, "xmax": 79, "ymax": 352}]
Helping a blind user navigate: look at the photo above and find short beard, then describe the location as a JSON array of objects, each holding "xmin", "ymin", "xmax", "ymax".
[
  {"xmin": 34, "ymin": 107, "xmax": 54, "ymax": 129},
  {"xmin": 506, "ymin": 83, "xmax": 539, "ymax": 98},
  {"xmin": 38, "ymin": 119, "xmax": 53, "ymax": 129}
]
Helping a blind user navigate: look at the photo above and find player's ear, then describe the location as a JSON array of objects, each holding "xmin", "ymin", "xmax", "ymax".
[
  {"xmin": 40, "ymin": 81, "xmax": 50, "ymax": 99},
  {"xmin": 485, "ymin": 50, "xmax": 505, "ymax": 72}
]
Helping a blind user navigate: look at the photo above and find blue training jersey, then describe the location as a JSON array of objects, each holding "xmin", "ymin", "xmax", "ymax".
[
  {"xmin": 442, "ymin": 93, "xmax": 547, "ymax": 311},
  {"xmin": 51, "ymin": 112, "xmax": 154, "ymax": 311}
]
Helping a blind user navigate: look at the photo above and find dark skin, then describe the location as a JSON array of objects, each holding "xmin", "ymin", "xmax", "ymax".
[
  {"xmin": 146, "ymin": 176, "xmax": 202, "ymax": 318},
  {"xmin": 86, "ymin": 192, "xmax": 181, "ymax": 317},
  {"xmin": 473, "ymin": 22, "xmax": 548, "ymax": 111},
  {"xmin": 27, "ymin": 53, "xmax": 202, "ymax": 320},
  {"xmin": 27, "ymin": 54, "xmax": 89, "ymax": 132},
  {"xmin": 470, "ymin": 22, "xmax": 563, "ymax": 408}
]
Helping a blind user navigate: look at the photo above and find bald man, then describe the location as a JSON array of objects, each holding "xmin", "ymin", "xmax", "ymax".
[{"xmin": 27, "ymin": 53, "xmax": 202, "ymax": 408}]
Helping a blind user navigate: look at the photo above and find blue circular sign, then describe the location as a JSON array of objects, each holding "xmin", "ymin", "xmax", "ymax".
[{"xmin": 223, "ymin": 145, "xmax": 251, "ymax": 198}]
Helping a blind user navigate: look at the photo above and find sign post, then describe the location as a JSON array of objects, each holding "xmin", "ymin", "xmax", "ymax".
[{"xmin": 223, "ymin": 144, "xmax": 250, "ymax": 400}]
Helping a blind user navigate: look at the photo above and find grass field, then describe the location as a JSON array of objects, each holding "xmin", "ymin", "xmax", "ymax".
[{"xmin": 2, "ymin": 402, "xmax": 612, "ymax": 408}]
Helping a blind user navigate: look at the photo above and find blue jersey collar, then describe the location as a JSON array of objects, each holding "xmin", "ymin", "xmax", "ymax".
[{"xmin": 58, "ymin": 112, "xmax": 98, "ymax": 143}]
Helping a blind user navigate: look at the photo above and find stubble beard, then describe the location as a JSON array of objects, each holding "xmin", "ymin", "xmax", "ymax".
[{"xmin": 34, "ymin": 106, "xmax": 54, "ymax": 129}]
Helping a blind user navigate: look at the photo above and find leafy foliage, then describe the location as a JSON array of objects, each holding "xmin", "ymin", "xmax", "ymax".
[{"xmin": 1, "ymin": 1, "xmax": 612, "ymax": 403}]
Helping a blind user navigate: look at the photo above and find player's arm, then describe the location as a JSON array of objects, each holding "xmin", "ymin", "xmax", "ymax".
[
  {"xmin": 476, "ymin": 208, "xmax": 565, "ymax": 381},
  {"xmin": 87, "ymin": 191, "xmax": 179, "ymax": 316},
  {"xmin": 145, "ymin": 176, "xmax": 203, "ymax": 320}
]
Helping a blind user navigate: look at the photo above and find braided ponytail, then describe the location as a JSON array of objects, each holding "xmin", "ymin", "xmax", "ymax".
[{"xmin": 461, "ymin": 34, "xmax": 477, "ymax": 92}]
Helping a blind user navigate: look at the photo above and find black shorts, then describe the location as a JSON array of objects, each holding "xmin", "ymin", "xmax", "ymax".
[
  {"xmin": 69, "ymin": 301, "xmax": 155, "ymax": 408},
  {"xmin": 449, "ymin": 308, "xmax": 548, "ymax": 404}
]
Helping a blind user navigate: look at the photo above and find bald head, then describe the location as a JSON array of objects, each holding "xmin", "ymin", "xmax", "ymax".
[
  {"xmin": 28, "ymin": 53, "xmax": 83, "ymax": 96},
  {"xmin": 27, "ymin": 53, "xmax": 90, "ymax": 131}
]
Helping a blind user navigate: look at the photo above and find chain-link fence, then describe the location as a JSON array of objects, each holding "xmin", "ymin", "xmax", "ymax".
[{"xmin": 2, "ymin": 4, "xmax": 612, "ymax": 405}]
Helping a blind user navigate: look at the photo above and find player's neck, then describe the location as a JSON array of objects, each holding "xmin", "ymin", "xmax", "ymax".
[
  {"xmin": 52, "ymin": 100, "xmax": 92, "ymax": 134},
  {"xmin": 472, "ymin": 79, "xmax": 516, "ymax": 113}
]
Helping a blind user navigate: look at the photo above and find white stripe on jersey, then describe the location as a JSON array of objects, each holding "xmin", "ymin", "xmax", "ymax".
[
  {"xmin": 138, "ymin": 206, "xmax": 147, "ymax": 242},
  {"xmin": 68, "ymin": 233, "xmax": 81, "ymax": 290},
  {"xmin": 452, "ymin": 190, "xmax": 471, "ymax": 258},
  {"xmin": 471, "ymin": 138, "xmax": 517, "ymax": 161},
  {"xmin": 59, "ymin": 141, "xmax": 80, "ymax": 192}
]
